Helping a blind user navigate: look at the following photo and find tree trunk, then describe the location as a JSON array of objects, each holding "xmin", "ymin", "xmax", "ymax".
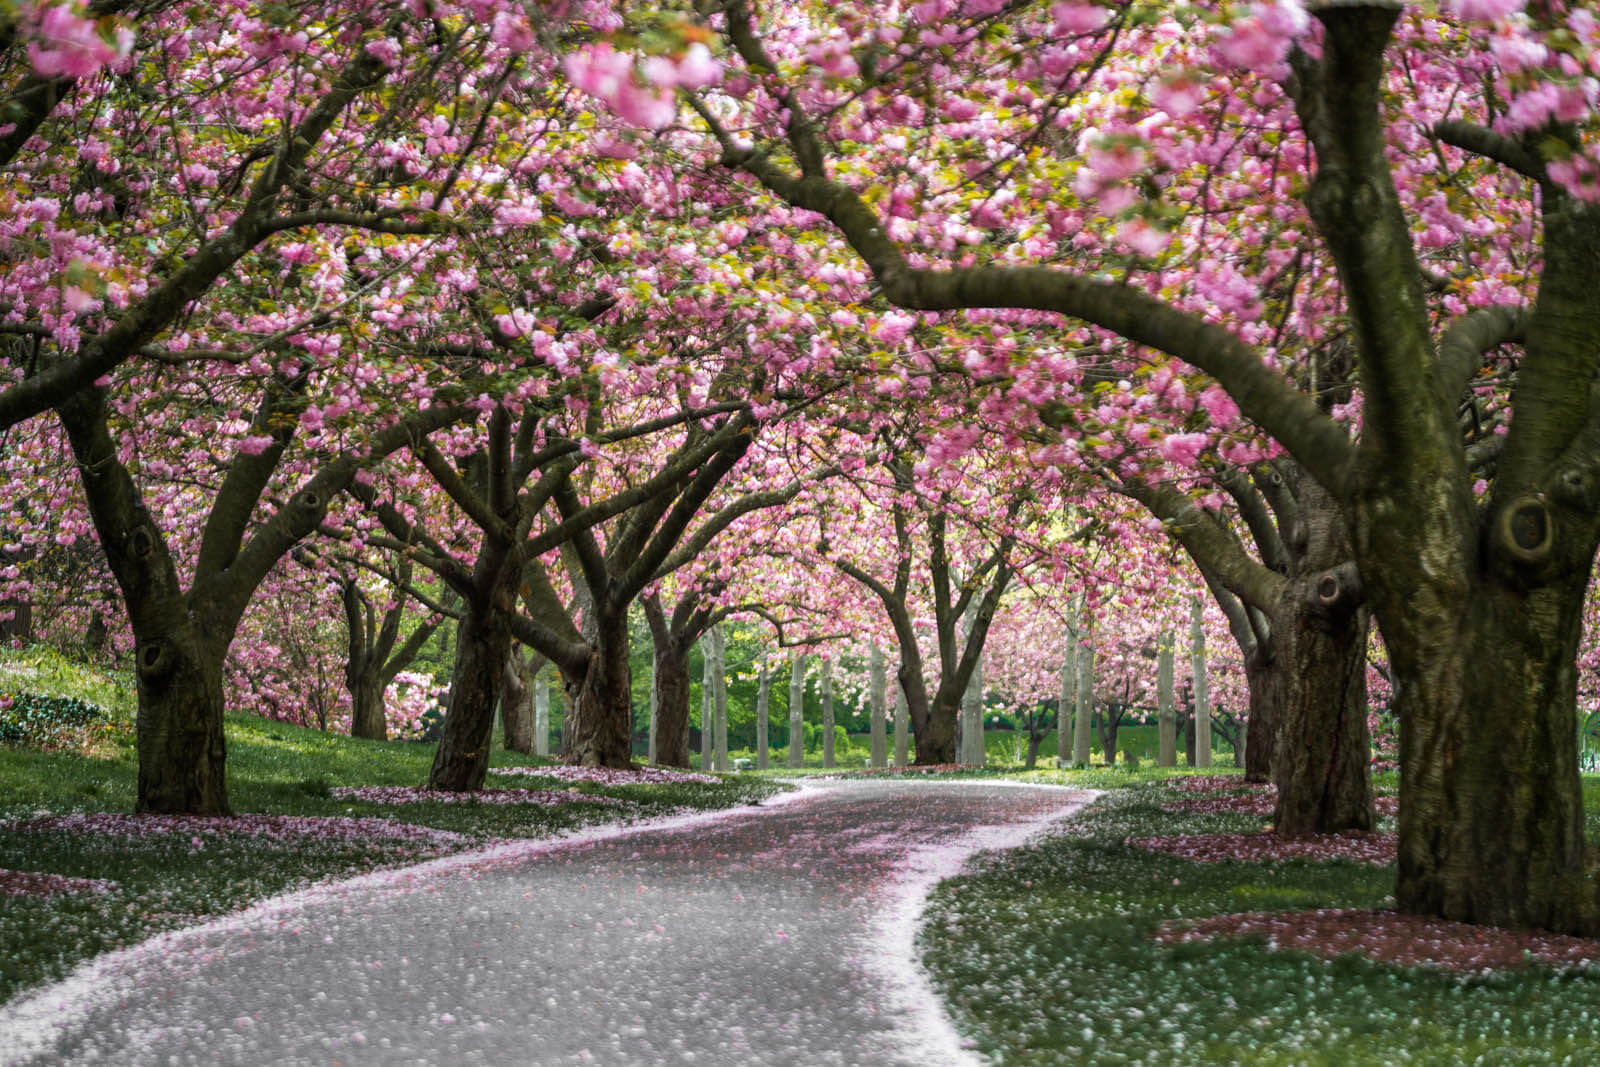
[
  {"xmin": 349, "ymin": 667, "xmax": 387, "ymax": 742},
  {"xmin": 428, "ymin": 578, "xmax": 514, "ymax": 790},
  {"xmin": 711, "ymin": 625, "xmax": 728, "ymax": 772},
  {"xmin": 1098, "ymin": 709, "xmax": 1122, "ymax": 766},
  {"xmin": 134, "ymin": 629, "xmax": 231, "ymax": 814},
  {"xmin": 1241, "ymin": 645, "xmax": 1281, "ymax": 783},
  {"xmin": 1362, "ymin": 475, "xmax": 1600, "ymax": 930},
  {"xmin": 653, "ymin": 638, "xmax": 692, "ymax": 768},
  {"xmin": 908, "ymin": 663, "xmax": 957, "ymax": 765},
  {"xmin": 58, "ymin": 390, "xmax": 230, "ymax": 814},
  {"xmin": 893, "ymin": 681, "xmax": 909, "ymax": 766},
  {"xmin": 534, "ymin": 663, "xmax": 550, "ymax": 758},
  {"xmin": 1250, "ymin": 472, "xmax": 1373, "ymax": 831},
  {"xmin": 567, "ymin": 606, "xmax": 634, "ymax": 768},
  {"xmin": 961, "ymin": 650, "xmax": 986, "ymax": 765},
  {"xmin": 868, "ymin": 646, "xmax": 887, "ymax": 768},
  {"xmin": 821, "ymin": 656, "xmax": 835, "ymax": 768},
  {"xmin": 1025, "ymin": 732, "xmax": 1042, "ymax": 770},
  {"xmin": 501, "ymin": 647, "xmax": 535, "ymax": 754},
  {"xmin": 1072, "ymin": 637, "xmax": 1094, "ymax": 765},
  {"xmin": 700, "ymin": 640, "xmax": 714, "ymax": 770},
  {"xmin": 787, "ymin": 651, "xmax": 806, "ymax": 768},
  {"xmin": 756, "ymin": 657, "xmax": 771, "ymax": 770},
  {"xmin": 1157, "ymin": 632, "xmax": 1176, "ymax": 767},
  {"xmin": 1191, "ymin": 597, "xmax": 1211, "ymax": 769},
  {"xmin": 647, "ymin": 645, "xmax": 658, "ymax": 764},
  {"xmin": 1271, "ymin": 592, "xmax": 1373, "ymax": 834}
]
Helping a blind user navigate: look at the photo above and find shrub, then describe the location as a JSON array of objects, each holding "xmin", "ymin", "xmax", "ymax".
[{"xmin": 0, "ymin": 691, "xmax": 109, "ymax": 749}]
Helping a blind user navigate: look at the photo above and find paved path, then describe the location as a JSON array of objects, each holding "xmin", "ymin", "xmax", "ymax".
[{"xmin": 3, "ymin": 779, "xmax": 1092, "ymax": 1066}]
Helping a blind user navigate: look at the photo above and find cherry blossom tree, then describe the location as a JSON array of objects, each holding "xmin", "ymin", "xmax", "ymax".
[{"xmin": 673, "ymin": 0, "xmax": 1600, "ymax": 931}]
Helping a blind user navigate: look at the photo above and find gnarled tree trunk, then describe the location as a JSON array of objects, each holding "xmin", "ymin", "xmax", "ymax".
[
  {"xmin": 567, "ymin": 606, "xmax": 634, "ymax": 768},
  {"xmin": 501, "ymin": 647, "xmax": 536, "ymax": 754},
  {"xmin": 429, "ymin": 535, "xmax": 519, "ymax": 790},
  {"xmin": 651, "ymin": 637, "xmax": 693, "ymax": 768}
]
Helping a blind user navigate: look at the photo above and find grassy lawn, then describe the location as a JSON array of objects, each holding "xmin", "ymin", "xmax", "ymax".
[
  {"xmin": 0, "ymin": 648, "xmax": 781, "ymax": 1006},
  {"xmin": 919, "ymin": 772, "xmax": 1600, "ymax": 1066}
]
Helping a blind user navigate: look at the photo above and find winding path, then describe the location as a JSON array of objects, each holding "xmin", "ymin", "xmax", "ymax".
[{"xmin": 3, "ymin": 778, "xmax": 1092, "ymax": 1066}]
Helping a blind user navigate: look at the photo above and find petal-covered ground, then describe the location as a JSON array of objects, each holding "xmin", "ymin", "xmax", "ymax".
[
  {"xmin": 1130, "ymin": 829, "xmax": 1398, "ymax": 866},
  {"xmin": 1153, "ymin": 908, "xmax": 1600, "ymax": 975},
  {"xmin": 1161, "ymin": 788, "xmax": 1400, "ymax": 817},
  {"xmin": 5, "ymin": 812, "xmax": 473, "ymax": 847},
  {"xmin": 0, "ymin": 779, "xmax": 1094, "ymax": 1066},
  {"xmin": 327, "ymin": 785, "xmax": 624, "ymax": 806},
  {"xmin": 491, "ymin": 765, "xmax": 719, "ymax": 785},
  {"xmin": 1137, "ymin": 778, "xmax": 1600, "ymax": 976},
  {"xmin": 0, "ymin": 869, "xmax": 115, "ymax": 898}
]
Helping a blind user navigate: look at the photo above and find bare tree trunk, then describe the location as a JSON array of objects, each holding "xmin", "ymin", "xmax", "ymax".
[
  {"xmin": 787, "ymin": 650, "xmax": 806, "ymax": 768},
  {"xmin": 534, "ymin": 662, "xmax": 550, "ymax": 758},
  {"xmin": 869, "ymin": 646, "xmax": 888, "ymax": 768},
  {"xmin": 700, "ymin": 637, "xmax": 714, "ymax": 770},
  {"xmin": 1158, "ymin": 631, "xmax": 1176, "ymax": 767},
  {"xmin": 756, "ymin": 655, "xmax": 771, "ymax": 770},
  {"xmin": 821, "ymin": 656, "xmax": 835, "ymax": 769},
  {"xmin": 566, "ymin": 606, "xmax": 634, "ymax": 768},
  {"xmin": 647, "ymin": 644, "xmax": 658, "ymax": 764},
  {"xmin": 1191, "ymin": 596, "xmax": 1211, "ymax": 769},
  {"xmin": 652, "ymin": 641, "xmax": 692, "ymax": 768},
  {"xmin": 893, "ymin": 680, "xmax": 909, "ymax": 766},
  {"xmin": 712, "ymin": 625, "xmax": 728, "ymax": 772},
  {"xmin": 961, "ymin": 647, "xmax": 986, "ymax": 765},
  {"xmin": 429, "ymin": 579, "xmax": 514, "ymax": 790},
  {"xmin": 501, "ymin": 647, "xmax": 536, "ymax": 754},
  {"xmin": 1072, "ymin": 633, "xmax": 1094, "ymax": 765}
]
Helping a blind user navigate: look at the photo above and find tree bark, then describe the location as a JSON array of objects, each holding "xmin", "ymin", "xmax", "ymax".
[
  {"xmin": 652, "ymin": 638, "xmax": 693, "ymax": 768},
  {"xmin": 756, "ymin": 656, "xmax": 772, "ymax": 770},
  {"xmin": 534, "ymin": 663, "xmax": 550, "ymax": 758},
  {"xmin": 821, "ymin": 656, "xmax": 835, "ymax": 769},
  {"xmin": 711, "ymin": 625, "xmax": 728, "ymax": 772},
  {"xmin": 1072, "ymin": 634, "xmax": 1094, "ymax": 765},
  {"xmin": 428, "ymin": 564, "xmax": 516, "ymax": 790},
  {"xmin": 707, "ymin": 639, "xmax": 720, "ymax": 771},
  {"xmin": 893, "ymin": 681, "xmax": 909, "ymax": 766},
  {"xmin": 1157, "ymin": 632, "xmax": 1176, "ymax": 767},
  {"xmin": 1271, "ymin": 475, "xmax": 1374, "ymax": 834},
  {"xmin": 566, "ymin": 604, "xmax": 634, "ymax": 767},
  {"xmin": 501, "ymin": 647, "xmax": 535, "ymax": 754},
  {"xmin": 349, "ymin": 669, "xmax": 387, "ymax": 742},
  {"xmin": 787, "ymin": 650, "xmax": 806, "ymax": 768},
  {"xmin": 869, "ymin": 646, "xmax": 888, "ymax": 768},
  {"xmin": 647, "ymin": 644, "xmax": 658, "ymax": 764},
  {"xmin": 1190, "ymin": 597, "xmax": 1211, "ymax": 769},
  {"xmin": 961, "ymin": 648, "xmax": 986, "ymax": 765}
]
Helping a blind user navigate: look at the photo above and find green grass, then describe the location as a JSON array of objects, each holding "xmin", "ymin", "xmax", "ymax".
[
  {"xmin": 0, "ymin": 655, "xmax": 783, "ymax": 1006},
  {"xmin": 919, "ymin": 776, "xmax": 1600, "ymax": 1066}
]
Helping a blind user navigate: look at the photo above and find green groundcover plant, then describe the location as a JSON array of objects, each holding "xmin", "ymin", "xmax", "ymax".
[{"xmin": 920, "ymin": 780, "xmax": 1600, "ymax": 1066}]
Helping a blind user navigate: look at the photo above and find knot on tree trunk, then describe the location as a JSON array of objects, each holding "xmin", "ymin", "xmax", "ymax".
[
  {"xmin": 1306, "ymin": 560, "xmax": 1363, "ymax": 614},
  {"xmin": 136, "ymin": 640, "xmax": 175, "ymax": 683},
  {"xmin": 1496, "ymin": 494, "xmax": 1554, "ymax": 564},
  {"xmin": 127, "ymin": 524, "xmax": 157, "ymax": 559}
]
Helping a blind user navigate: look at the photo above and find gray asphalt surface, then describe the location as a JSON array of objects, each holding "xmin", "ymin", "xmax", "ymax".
[{"xmin": 2, "ymin": 778, "xmax": 1092, "ymax": 1066}]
